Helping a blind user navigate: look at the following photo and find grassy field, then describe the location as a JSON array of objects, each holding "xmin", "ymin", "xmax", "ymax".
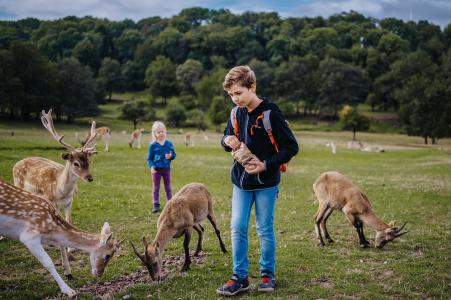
[{"xmin": 0, "ymin": 120, "xmax": 450, "ymax": 300}]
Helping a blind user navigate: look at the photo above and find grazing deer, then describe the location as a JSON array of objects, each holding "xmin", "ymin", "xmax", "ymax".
[
  {"xmin": 184, "ymin": 132, "xmax": 194, "ymax": 147},
  {"xmin": 313, "ymin": 171, "xmax": 407, "ymax": 249},
  {"xmin": 0, "ymin": 180, "xmax": 121, "ymax": 297},
  {"xmin": 131, "ymin": 183, "xmax": 227, "ymax": 281},
  {"xmin": 13, "ymin": 109, "xmax": 97, "ymax": 277},
  {"xmin": 129, "ymin": 128, "xmax": 144, "ymax": 149}
]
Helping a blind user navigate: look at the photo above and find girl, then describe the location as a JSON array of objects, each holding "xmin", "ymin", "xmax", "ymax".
[{"xmin": 147, "ymin": 121, "xmax": 176, "ymax": 213}]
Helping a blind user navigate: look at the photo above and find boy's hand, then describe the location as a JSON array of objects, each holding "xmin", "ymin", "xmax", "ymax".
[
  {"xmin": 224, "ymin": 135, "xmax": 240, "ymax": 151},
  {"xmin": 151, "ymin": 167, "xmax": 157, "ymax": 174},
  {"xmin": 165, "ymin": 152, "xmax": 172, "ymax": 159},
  {"xmin": 245, "ymin": 158, "xmax": 266, "ymax": 174}
]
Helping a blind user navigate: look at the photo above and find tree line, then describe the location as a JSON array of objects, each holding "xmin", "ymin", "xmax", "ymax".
[{"xmin": 0, "ymin": 8, "xmax": 450, "ymax": 143}]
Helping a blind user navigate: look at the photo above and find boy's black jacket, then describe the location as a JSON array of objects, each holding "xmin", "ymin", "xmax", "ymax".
[{"xmin": 221, "ymin": 97, "xmax": 299, "ymax": 191}]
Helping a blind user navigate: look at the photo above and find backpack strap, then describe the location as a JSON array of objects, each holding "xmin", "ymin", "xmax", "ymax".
[
  {"xmin": 262, "ymin": 110, "xmax": 279, "ymax": 152},
  {"xmin": 230, "ymin": 106, "xmax": 239, "ymax": 139}
]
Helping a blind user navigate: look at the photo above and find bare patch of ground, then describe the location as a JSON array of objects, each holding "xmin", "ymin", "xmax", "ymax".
[
  {"xmin": 309, "ymin": 277, "xmax": 335, "ymax": 289},
  {"xmin": 46, "ymin": 251, "xmax": 208, "ymax": 299}
]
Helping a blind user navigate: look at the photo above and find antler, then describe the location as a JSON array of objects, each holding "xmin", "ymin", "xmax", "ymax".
[
  {"xmin": 41, "ymin": 109, "xmax": 76, "ymax": 151},
  {"xmin": 80, "ymin": 121, "xmax": 97, "ymax": 154}
]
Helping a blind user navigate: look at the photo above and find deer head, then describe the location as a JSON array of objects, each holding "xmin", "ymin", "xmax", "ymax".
[
  {"xmin": 41, "ymin": 109, "xmax": 97, "ymax": 182},
  {"xmin": 131, "ymin": 237, "xmax": 162, "ymax": 281},
  {"xmin": 89, "ymin": 222, "xmax": 122, "ymax": 276},
  {"xmin": 375, "ymin": 222, "xmax": 408, "ymax": 249}
]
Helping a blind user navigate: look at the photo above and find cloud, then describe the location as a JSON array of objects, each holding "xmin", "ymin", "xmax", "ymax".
[
  {"xmin": 0, "ymin": 0, "xmax": 449, "ymax": 28},
  {"xmin": 286, "ymin": 0, "xmax": 451, "ymax": 28}
]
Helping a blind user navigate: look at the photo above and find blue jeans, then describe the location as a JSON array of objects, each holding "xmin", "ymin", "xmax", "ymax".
[{"xmin": 231, "ymin": 184, "xmax": 279, "ymax": 278}]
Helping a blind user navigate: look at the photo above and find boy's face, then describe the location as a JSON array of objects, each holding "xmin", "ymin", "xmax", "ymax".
[{"xmin": 226, "ymin": 83, "xmax": 256, "ymax": 108}]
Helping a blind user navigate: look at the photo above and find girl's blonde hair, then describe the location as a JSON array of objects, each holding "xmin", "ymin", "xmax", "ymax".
[{"xmin": 151, "ymin": 121, "xmax": 166, "ymax": 142}]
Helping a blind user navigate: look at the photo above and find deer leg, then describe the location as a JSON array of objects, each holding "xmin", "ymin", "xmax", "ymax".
[
  {"xmin": 64, "ymin": 203, "xmax": 76, "ymax": 259},
  {"xmin": 21, "ymin": 233, "xmax": 77, "ymax": 297},
  {"xmin": 315, "ymin": 203, "xmax": 328, "ymax": 246},
  {"xmin": 193, "ymin": 224, "xmax": 204, "ymax": 256},
  {"xmin": 346, "ymin": 214, "xmax": 369, "ymax": 248},
  {"xmin": 207, "ymin": 214, "xmax": 227, "ymax": 253},
  {"xmin": 60, "ymin": 246, "xmax": 73, "ymax": 279},
  {"xmin": 181, "ymin": 228, "xmax": 192, "ymax": 272},
  {"xmin": 356, "ymin": 219, "xmax": 370, "ymax": 246},
  {"xmin": 321, "ymin": 207, "xmax": 334, "ymax": 243}
]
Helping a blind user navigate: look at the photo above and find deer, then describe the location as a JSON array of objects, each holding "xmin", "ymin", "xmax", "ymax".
[
  {"xmin": 0, "ymin": 179, "xmax": 121, "ymax": 297},
  {"xmin": 129, "ymin": 128, "xmax": 144, "ymax": 149},
  {"xmin": 80, "ymin": 127, "xmax": 111, "ymax": 152},
  {"xmin": 131, "ymin": 183, "xmax": 227, "ymax": 281},
  {"xmin": 313, "ymin": 171, "xmax": 407, "ymax": 249},
  {"xmin": 184, "ymin": 132, "xmax": 194, "ymax": 147},
  {"xmin": 13, "ymin": 109, "xmax": 98, "ymax": 277}
]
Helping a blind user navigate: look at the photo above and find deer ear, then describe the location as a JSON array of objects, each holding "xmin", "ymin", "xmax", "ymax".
[
  {"xmin": 101, "ymin": 222, "xmax": 111, "ymax": 235},
  {"xmin": 61, "ymin": 153, "xmax": 72, "ymax": 160},
  {"xmin": 100, "ymin": 233, "xmax": 112, "ymax": 245}
]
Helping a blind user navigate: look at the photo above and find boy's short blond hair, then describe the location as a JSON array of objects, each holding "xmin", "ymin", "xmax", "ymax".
[{"xmin": 223, "ymin": 65, "xmax": 256, "ymax": 90}]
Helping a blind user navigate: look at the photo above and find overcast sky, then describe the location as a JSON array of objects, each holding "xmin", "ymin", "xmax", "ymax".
[{"xmin": 0, "ymin": 0, "xmax": 450, "ymax": 28}]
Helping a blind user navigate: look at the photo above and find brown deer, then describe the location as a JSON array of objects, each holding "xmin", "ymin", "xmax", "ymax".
[
  {"xmin": 131, "ymin": 183, "xmax": 227, "ymax": 281},
  {"xmin": 81, "ymin": 127, "xmax": 110, "ymax": 152},
  {"xmin": 129, "ymin": 128, "xmax": 144, "ymax": 149},
  {"xmin": 95, "ymin": 127, "xmax": 111, "ymax": 152},
  {"xmin": 313, "ymin": 171, "xmax": 407, "ymax": 249},
  {"xmin": 0, "ymin": 180, "xmax": 121, "ymax": 297},
  {"xmin": 13, "ymin": 109, "xmax": 97, "ymax": 277}
]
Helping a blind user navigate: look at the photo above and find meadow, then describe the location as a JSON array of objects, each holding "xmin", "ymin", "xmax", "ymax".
[{"xmin": 0, "ymin": 117, "xmax": 450, "ymax": 299}]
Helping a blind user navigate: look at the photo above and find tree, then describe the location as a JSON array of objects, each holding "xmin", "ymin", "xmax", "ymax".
[
  {"xmin": 72, "ymin": 31, "xmax": 103, "ymax": 73},
  {"xmin": 56, "ymin": 58, "xmax": 98, "ymax": 122},
  {"xmin": 98, "ymin": 57, "xmax": 122, "ymax": 101},
  {"xmin": 274, "ymin": 55, "xmax": 319, "ymax": 116},
  {"xmin": 398, "ymin": 74, "xmax": 450, "ymax": 144},
  {"xmin": 186, "ymin": 109, "xmax": 208, "ymax": 130},
  {"xmin": 145, "ymin": 56, "xmax": 178, "ymax": 104},
  {"xmin": 208, "ymin": 95, "xmax": 230, "ymax": 131},
  {"xmin": 339, "ymin": 105, "xmax": 370, "ymax": 140},
  {"xmin": 194, "ymin": 67, "xmax": 227, "ymax": 110},
  {"xmin": 317, "ymin": 58, "xmax": 368, "ymax": 117},
  {"xmin": 165, "ymin": 98, "xmax": 186, "ymax": 127},
  {"xmin": 176, "ymin": 59, "xmax": 204, "ymax": 94},
  {"xmin": 120, "ymin": 100, "xmax": 154, "ymax": 129}
]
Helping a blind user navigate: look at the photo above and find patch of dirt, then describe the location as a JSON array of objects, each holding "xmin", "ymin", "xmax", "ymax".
[
  {"xmin": 46, "ymin": 251, "xmax": 208, "ymax": 299},
  {"xmin": 310, "ymin": 277, "xmax": 334, "ymax": 289}
]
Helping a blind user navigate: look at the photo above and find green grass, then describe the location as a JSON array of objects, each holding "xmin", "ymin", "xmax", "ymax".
[{"xmin": 0, "ymin": 121, "xmax": 450, "ymax": 299}]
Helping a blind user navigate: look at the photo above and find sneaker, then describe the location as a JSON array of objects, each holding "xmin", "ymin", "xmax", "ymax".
[
  {"xmin": 216, "ymin": 274, "xmax": 250, "ymax": 296},
  {"xmin": 258, "ymin": 272, "xmax": 275, "ymax": 292},
  {"xmin": 152, "ymin": 205, "xmax": 160, "ymax": 213}
]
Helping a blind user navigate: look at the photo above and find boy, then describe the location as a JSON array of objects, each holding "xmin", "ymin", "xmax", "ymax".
[{"xmin": 217, "ymin": 65, "xmax": 299, "ymax": 296}]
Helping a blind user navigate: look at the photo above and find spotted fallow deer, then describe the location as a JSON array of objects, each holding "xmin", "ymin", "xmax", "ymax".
[
  {"xmin": 131, "ymin": 183, "xmax": 227, "ymax": 281},
  {"xmin": 129, "ymin": 128, "xmax": 144, "ymax": 149},
  {"xmin": 313, "ymin": 171, "xmax": 407, "ymax": 249},
  {"xmin": 13, "ymin": 109, "xmax": 97, "ymax": 278},
  {"xmin": 0, "ymin": 180, "xmax": 121, "ymax": 297}
]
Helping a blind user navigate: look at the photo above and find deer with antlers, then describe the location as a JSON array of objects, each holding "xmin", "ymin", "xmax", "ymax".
[
  {"xmin": 13, "ymin": 109, "xmax": 98, "ymax": 278},
  {"xmin": 0, "ymin": 180, "xmax": 121, "ymax": 297}
]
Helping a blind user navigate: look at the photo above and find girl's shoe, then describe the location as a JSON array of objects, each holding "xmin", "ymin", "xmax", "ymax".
[{"xmin": 152, "ymin": 205, "xmax": 160, "ymax": 213}]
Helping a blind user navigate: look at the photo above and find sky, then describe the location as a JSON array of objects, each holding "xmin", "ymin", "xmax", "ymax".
[{"xmin": 0, "ymin": 0, "xmax": 450, "ymax": 28}]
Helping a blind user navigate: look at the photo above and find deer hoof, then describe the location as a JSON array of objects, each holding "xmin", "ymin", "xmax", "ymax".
[{"xmin": 66, "ymin": 274, "xmax": 74, "ymax": 280}]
